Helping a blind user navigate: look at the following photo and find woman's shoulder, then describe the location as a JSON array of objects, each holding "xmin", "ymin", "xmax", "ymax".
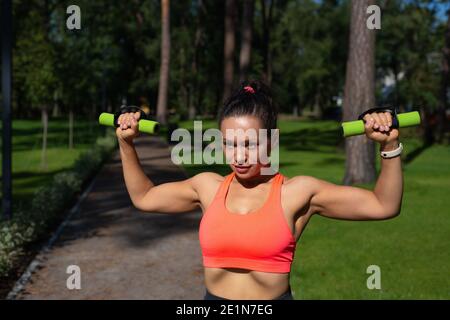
[
  {"xmin": 281, "ymin": 174, "xmax": 318, "ymax": 196},
  {"xmin": 190, "ymin": 171, "xmax": 226, "ymax": 191},
  {"xmin": 281, "ymin": 174, "xmax": 319, "ymax": 217},
  {"xmin": 282, "ymin": 174, "xmax": 316, "ymax": 184},
  {"xmin": 190, "ymin": 172, "xmax": 228, "ymax": 210}
]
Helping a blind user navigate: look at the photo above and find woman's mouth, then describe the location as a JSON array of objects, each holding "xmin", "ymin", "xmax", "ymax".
[{"xmin": 233, "ymin": 165, "xmax": 251, "ymax": 173}]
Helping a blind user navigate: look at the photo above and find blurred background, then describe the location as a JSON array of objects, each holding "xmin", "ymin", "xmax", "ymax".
[{"xmin": 0, "ymin": 0, "xmax": 449, "ymax": 299}]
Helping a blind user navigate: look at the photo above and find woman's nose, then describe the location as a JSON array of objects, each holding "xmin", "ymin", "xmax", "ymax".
[{"xmin": 235, "ymin": 147, "xmax": 246, "ymax": 165}]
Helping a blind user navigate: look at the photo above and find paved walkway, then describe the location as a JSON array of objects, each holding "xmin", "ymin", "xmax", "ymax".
[{"xmin": 13, "ymin": 135, "xmax": 205, "ymax": 299}]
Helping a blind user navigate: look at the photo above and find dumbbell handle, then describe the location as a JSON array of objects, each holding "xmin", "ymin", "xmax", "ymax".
[
  {"xmin": 98, "ymin": 112, "xmax": 160, "ymax": 134},
  {"xmin": 341, "ymin": 111, "xmax": 421, "ymax": 137}
]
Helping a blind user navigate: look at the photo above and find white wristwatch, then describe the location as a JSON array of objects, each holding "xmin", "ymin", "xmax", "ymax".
[{"xmin": 380, "ymin": 142, "xmax": 403, "ymax": 159}]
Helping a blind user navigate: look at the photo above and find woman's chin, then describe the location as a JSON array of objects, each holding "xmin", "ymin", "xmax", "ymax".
[{"xmin": 232, "ymin": 166, "xmax": 259, "ymax": 178}]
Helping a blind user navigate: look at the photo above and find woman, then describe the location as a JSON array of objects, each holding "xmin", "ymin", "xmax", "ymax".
[{"xmin": 116, "ymin": 80, "xmax": 403, "ymax": 300}]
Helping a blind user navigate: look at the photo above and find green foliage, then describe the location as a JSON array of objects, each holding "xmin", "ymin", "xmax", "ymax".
[
  {"xmin": 0, "ymin": 221, "xmax": 35, "ymax": 276},
  {"xmin": 376, "ymin": 0, "xmax": 445, "ymax": 110},
  {"xmin": 14, "ymin": 0, "xmax": 57, "ymax": 109},
  {"xmin": 11, "ymin": 0, "xmax": 448, "ymax": 121},
  {"xmin": 272, "ymin": 0, "xmax": 349, "ymax": 113},
  {"xmin": 0, "ymin": 130, "xmax": 117, "ymax": 277}
]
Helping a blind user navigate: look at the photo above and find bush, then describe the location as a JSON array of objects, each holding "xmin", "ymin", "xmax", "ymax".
[
  {"xmin": 0, "ymin": 130, "xmax": 117, "ymax": 277},
  {"xmin": 0, "ymin": 221, "xmax": 35, "ymax": 276}
]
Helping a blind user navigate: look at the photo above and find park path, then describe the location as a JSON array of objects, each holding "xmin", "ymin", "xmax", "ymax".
[{"xmin": 12, "ymin": 135, "xmax": 205, "ymax": 300}]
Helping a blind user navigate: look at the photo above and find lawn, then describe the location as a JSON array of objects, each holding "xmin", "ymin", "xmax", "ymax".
[
  {"xmin": 0, "ymin": 118, "xmax": 106, "ymax": 212},
  {"xmin": 178, "ymin": 118, "xmax": 450, "ymax": 299}
]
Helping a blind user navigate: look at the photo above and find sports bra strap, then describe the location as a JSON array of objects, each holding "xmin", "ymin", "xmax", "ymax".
[{"xmin": 218, "ymin": 171, "xmax": 283, "ymax": 200}]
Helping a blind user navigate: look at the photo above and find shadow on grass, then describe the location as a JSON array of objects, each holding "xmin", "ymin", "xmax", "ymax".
[
  {"xmin": 0, "ymin": 168, "xmax": 70, "ymax": 213},
  {"xmin": 9, "ymin": 121, "xmax": 103, "ymax": 152},
  {"xmin": 281, "ymin": 127, "xmax": 343, "ymax": 153},
  {"xmin": 403, "ymin": 142, "xmax": 433, "ymax": 165}
]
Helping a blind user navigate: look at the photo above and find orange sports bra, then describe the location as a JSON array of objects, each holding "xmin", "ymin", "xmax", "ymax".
[{"xmin": 199, "ymin": 172, "xmax": 297, "ymax": 273}]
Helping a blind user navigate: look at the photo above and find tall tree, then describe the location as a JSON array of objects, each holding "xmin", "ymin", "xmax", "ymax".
[
  {"xmin": 342, "ymin": 0, "xmax": 377, "ymax": 185},
  {"xmin": 14, "ymin": 1, "xmax": 57, "ymax": 170},
  {"xmin": 157, "ymin": 0, "xmax": 171, "ymax": 125},
  {"xmin": 261, "ymin": 0, "xmax": 274, "ymax": 85},
  {"xmin": 239, "ymin": 0, "xmax": 255, "ymax": 81},
  {"xmin": 436, "ymin": 9, "xmax": 450, "ymax": 143},
  {"xmin": 189, "ymin": 0, "xmax": 207, "ymax": 119},
  {"xmin": 223, "ymin": 0, "xmax": 237, "ymax": 102}
]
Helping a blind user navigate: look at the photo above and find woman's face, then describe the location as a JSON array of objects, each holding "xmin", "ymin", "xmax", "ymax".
[{"xmin": 220, "ymin": 115, "xmax": 274, "ymax": 179}]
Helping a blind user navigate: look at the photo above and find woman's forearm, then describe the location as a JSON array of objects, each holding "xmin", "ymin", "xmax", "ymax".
[
  {"xmin": 119, "ymin": 139, "xmax": 154, "ymax": 206},
  {"xmin": 373, "ymin": 139, "xmax": 403, "ymax": 216}
]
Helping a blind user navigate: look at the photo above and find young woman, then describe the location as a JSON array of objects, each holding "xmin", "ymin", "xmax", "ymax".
[{"xmin": 116, "ymin": 80, "xmax": 403, "ymax": 300}]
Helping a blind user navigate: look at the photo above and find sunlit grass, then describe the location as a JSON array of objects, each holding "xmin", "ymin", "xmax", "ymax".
[{"xmin": 0, "ymin": 118, "xmax": 104, "ymax": 210}]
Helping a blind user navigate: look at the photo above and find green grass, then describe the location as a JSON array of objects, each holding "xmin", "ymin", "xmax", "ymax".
[
  {"xmin": 0, "ymin": 118, "xmax": 106, "ymax": 211},
  {"xmin": 178, "ymin": 118, "xmax": 450, "ymax": 299}
]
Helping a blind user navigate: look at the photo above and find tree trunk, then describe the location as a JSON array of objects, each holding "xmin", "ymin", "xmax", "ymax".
[
  {"xmin": 69, "ymin": 108, "xmax": 74, "ymax": 149},
  {"xmin": 293, "ymin": 105, "xmax": 299, "ymax": 117},
  {"xmin": 188, "ymin": 78, "xmax": 197, "ymax": 120},
  {"xmin": 180, "ymin": 76, "xmax": 189, "ymax": 118},
  {"xmin": 156, "ymin": 0, "xmax": 171, "ymax": 125},
  {"xmin": 189, "ymin": 24, "xmax": 202, "ymax": 120},
  {"xmin": 313, "ymin": 90, "xmax": 323, "ymax": 119},
  {"xmin": 436, "ymin": 11, "xmax": 450, "ymax": 143},
  {"xmin": 342, "ymin": 0, "xmax": 377, "ymax": 185},
  {"xmin": 223, "ymin": 0, "xmax": 237, "ymax": 103},
  {"xmin": 261, "ymin": 0, "xmax": 274, "ymax": 85},
  {"xmin": 41, "ymin": 107, "xmax": 48, "ymax": 171},
  {"xmin": 239, "ymin": 0, "xmax": 254, "ymax": 82},
  {"xmin": 89, "ymin": 102, "xmax": 96, "ymax": 135},
  {"xmin": 421, "ymin": 107, "xmax": 436, "ymax": 146},
  {"xmin": 52, "ymin": 103, "xmax": 59, "ymax": 118},
  {"xmin": 189, "ymin": 0, "xmax": 207, "ymax": 120},
  {"xmin": 52, "ymin": 91, "xmax": 59, "ymax": 118}
]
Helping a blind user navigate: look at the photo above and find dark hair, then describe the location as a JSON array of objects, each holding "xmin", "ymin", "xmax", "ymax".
[{"xmin": 218, "ymin": 79, "xmax": 278, "ymax": 130}]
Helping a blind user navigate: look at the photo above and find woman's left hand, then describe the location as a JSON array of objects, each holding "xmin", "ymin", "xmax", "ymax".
[{"xmin": 363, "ymin": 111, "xmax": 399, "ymax": 144}]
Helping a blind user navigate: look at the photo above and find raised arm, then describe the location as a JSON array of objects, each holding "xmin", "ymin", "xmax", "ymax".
[
  {"xmin": 306, "ymin": 154, "xmax": 403, "ymax": 220},
  {"xmin": 116, "ymin": 111, "xmax": 201, "ymax": 214},
  {"xmin": 300, "ymin": 111, "xmax": 403, "ymax": 221}
]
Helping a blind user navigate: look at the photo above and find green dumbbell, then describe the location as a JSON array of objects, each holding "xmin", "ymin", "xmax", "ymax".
[
  {"xmin": 98, "ymin": 111, "xmax": 160, "ymax": 134},
  {"xmin": 341, "ymin": 109, "xmax": 421, "ymax": 137}
]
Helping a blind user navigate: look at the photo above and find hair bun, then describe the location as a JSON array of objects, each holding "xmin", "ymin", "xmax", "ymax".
[
  {"xmin": 219, "ymin": 79, "xmax": 278, "ymax": 130},
  {"xmin": 243, "ymin": 86, "xmax": 255, "ymax": 94},
  {"xmin": 243, "ymin": 80, "xmax": 272, "ymax": 101}
]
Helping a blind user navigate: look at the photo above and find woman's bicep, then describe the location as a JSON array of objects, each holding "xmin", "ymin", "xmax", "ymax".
[
  {"xmin": 308, "ymin": 177, "xmax": 386, "ymax": 220},
  {"xmin": 134, "ymin": 177, "xmax": 200, "ymax": 213}
]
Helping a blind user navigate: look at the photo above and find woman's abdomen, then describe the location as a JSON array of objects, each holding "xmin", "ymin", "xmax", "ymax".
[{"xmin": 203, "ymin": 267, "xmax": 290, "ymax": 299}]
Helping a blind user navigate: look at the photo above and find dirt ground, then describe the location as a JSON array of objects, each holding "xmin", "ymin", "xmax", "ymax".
[{"xmin": 12, "ymin": 135, "xmax": 205, "ymax": 300}]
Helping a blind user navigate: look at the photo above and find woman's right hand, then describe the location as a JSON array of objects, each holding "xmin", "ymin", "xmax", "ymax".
[{"xmin": 116, "ymin": 112, "xmax": 141, "ymax": 143}]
